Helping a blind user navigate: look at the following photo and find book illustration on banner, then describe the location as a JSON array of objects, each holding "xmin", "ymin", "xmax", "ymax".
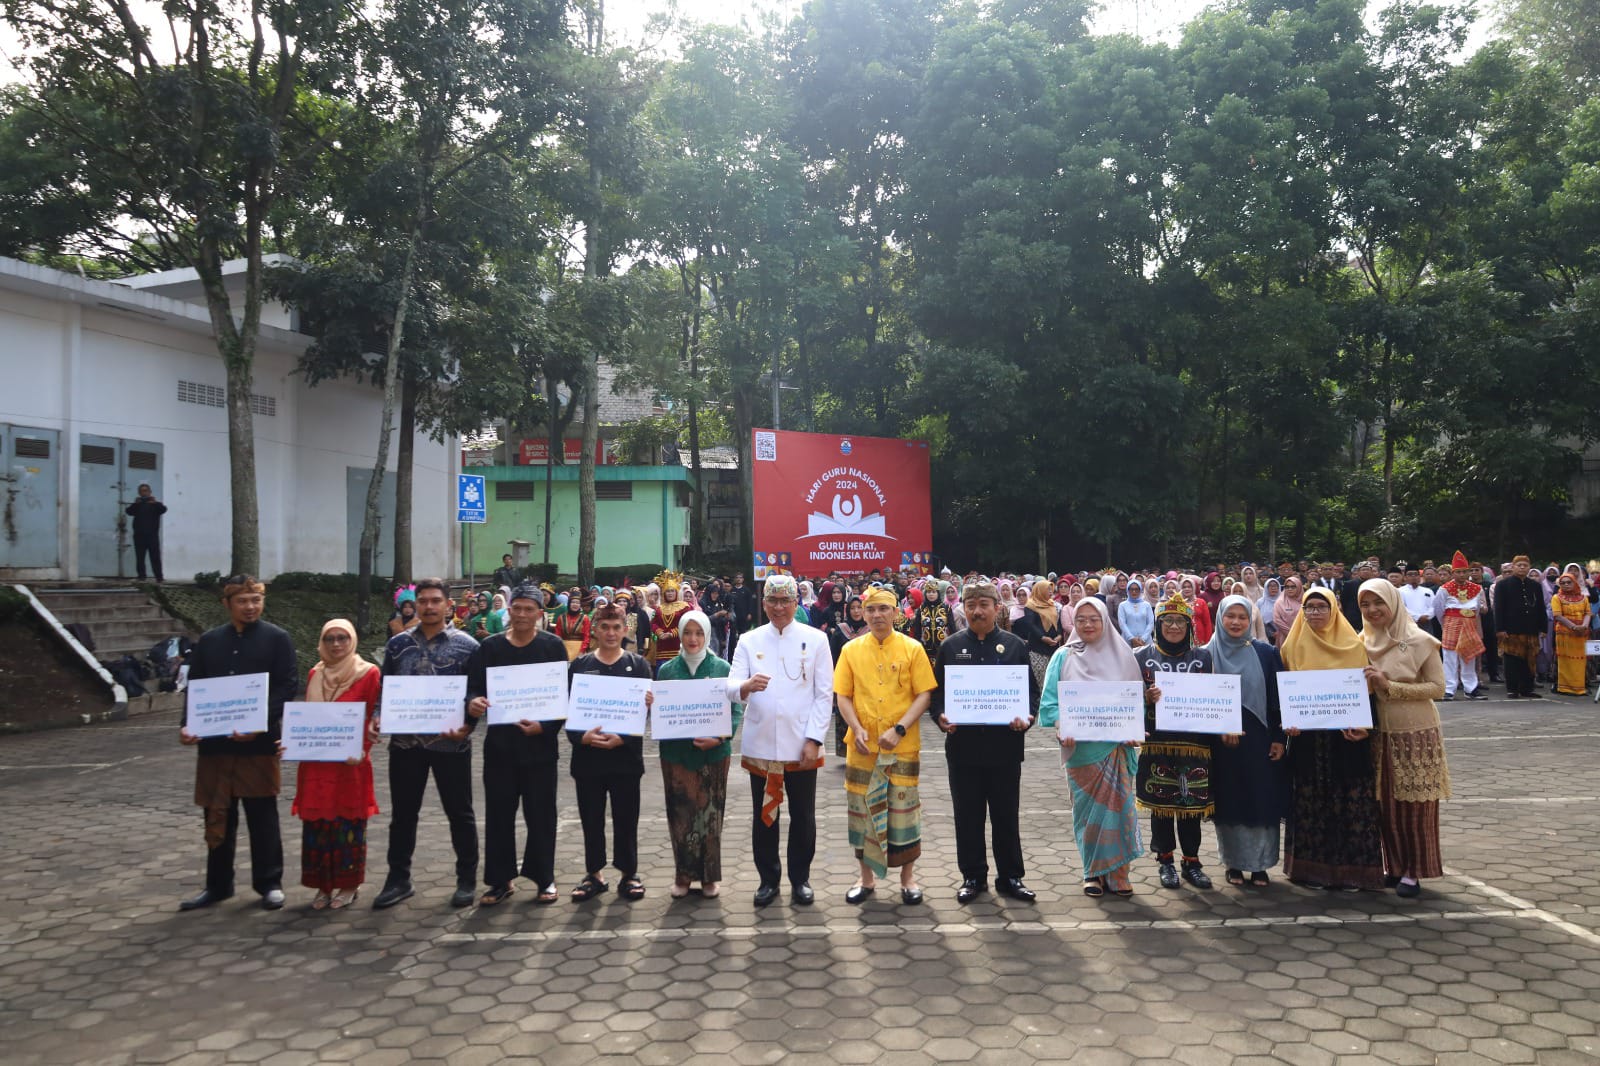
[{"xmin": 185, "ymin": 672, "xmax": 270, "ymax": 738}]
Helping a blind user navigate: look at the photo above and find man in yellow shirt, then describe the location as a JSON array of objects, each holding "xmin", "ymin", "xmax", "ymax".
[{"xmin": 835, "ymin": 586, "xmax": 937, "ymax": 905}]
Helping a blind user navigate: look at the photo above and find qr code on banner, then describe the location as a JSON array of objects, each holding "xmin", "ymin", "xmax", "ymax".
[{"xmin": 755, "ymin": 431, "xmax": 777, "ymax": 461}]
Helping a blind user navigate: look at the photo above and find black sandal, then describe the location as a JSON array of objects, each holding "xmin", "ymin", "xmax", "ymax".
[
  {"xmin": 1082, "ymin": 878, "xmax": 1106, "ymax": 898},
  {"xmin": 1250, "ymin": 871, "xmax": 1270, "ymax": 887},
  {"xmin": 479, "ymin": 884, "xmax": 515, "ymax": 906},
  {"xmin": 1225, "ymin": 868, "xmax": 1245, "ymax": 887},
  {"xmin": 620, "ymin": 876, "xmax": 645, "ymax": 901},
  {"xmin": 571, "ymin": 875, "xmax": 608, "ymax": 902}
]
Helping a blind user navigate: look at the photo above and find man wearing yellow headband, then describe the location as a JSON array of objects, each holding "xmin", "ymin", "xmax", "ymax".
[{"xmin": 834, "ymin": 586, "xmax": 937, "ymax": 905}]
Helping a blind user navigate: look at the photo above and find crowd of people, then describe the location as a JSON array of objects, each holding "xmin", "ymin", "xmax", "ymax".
[{"xmin": 176, "ymin": 551, "xmax": 1598, "ymax": 915}]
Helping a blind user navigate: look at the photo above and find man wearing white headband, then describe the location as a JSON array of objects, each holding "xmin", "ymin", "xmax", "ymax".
[{"xmin": 727, "ymin": 574, "xmax": 833, "ymax": 907}]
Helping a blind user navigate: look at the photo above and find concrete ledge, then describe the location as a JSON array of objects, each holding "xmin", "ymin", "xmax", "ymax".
[{"xmin": 11, "ymin": 584, "xmax": 128, "ymax": 721}]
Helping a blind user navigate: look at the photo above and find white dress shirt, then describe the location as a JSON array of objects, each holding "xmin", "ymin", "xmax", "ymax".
[
  {"xmin": 1398, "ymin": 583, "xmax": 1435, "ymax": 623},
  {"xmin": 727, "ymin": 621, "xmax": 834, "ymax": 762}
]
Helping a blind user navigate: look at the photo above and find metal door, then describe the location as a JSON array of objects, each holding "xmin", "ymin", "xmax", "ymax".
[
  {"xmin": 0, "ymin": 425, "xmax": 62, "ymax": 569},
  {"xmin": 78, "ymin": 435, "xmax": 164, "ymax": 577},
  {"xmin": 347, "ymin": 467, "xmax": 395, "ymax": 576}
]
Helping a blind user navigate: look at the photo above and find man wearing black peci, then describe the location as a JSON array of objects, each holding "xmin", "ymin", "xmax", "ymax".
[
  {"xmin": 466, "ymin": 587, "xmax": 569, "ymax": 906},
  {"xmin": 930, "ymin": 581, "xmax": 1041, "ymax": 905}
]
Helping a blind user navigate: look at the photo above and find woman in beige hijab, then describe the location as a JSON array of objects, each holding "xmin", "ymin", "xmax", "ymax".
[{"xmin": 1357, "ymin": 579, "xmax": 1450, "ymax": 899}]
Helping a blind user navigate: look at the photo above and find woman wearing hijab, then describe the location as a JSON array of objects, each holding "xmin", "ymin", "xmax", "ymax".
[
  {"xmin": 1206, "ymin": 597, "xmax": 1288, "ymax": 887},
  {"xmin": 1551, "ymin": 571, "xmax": 1590, "ymax": 696},
  {"xmin": 1257, "ymin": 578, "xmax": 1281, "ymax": 642},
  {"xmin": 1280, "ymin": 587, "xmax": 1384, "ymax": 891},
  {"xmin": 1272, "ymin": 576, "xmax": 1304, "ymax": 649},
  {"xmin": 291, "ymin": 619, "xmax": 381, "ymax": 910},
  {"xmin": 1238, "ymin": 565, "xmax": 1264, "ymax": 604},
  {"xmin": 1179, "ymin": 577, "xmax": 1214, "ymax": 645},
  {"xmin": 1357, "ymin": 579, "xmax": 1450, "ymax": 898},
  {"xmin": 1198, "ymin": 572, "xmax": 1225, "ymax": 621},
  {"xmin": 1039, "ymin": 598, "xmax": 1144, "ymax": 898},
  {"xmin": 1013, "ymin": 579, "xmax": 1067, "ymax": 688},
  {"xmin": 1136, "ymin": 594, "xmax": 1216, "ymax": 890},
  {"xmin": 1117, "ymin": 579, "xmax": 1155, "ymax": 648},
  {"xmin": 656, "ymin": 609, "xmax": 744, "ymax": 899}
]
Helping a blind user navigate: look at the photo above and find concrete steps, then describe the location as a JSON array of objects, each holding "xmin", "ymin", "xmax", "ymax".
[{"xmin": 32, "ymin": 586, "xmax": 192, "ymax": 661}]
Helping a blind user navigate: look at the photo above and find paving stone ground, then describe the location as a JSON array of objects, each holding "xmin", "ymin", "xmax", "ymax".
[{"xmin": 2, "ymin": 693, "xmax": 1598, "ymax": 1065}]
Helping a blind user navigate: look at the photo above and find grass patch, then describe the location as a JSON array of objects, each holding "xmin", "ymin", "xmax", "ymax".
[{"xmin": 153, "ymin": 584, "xmax": 397, "ymax": 668}]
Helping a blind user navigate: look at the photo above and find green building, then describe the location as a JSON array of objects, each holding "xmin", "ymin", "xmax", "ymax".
[{"xmin": 467, "ymin": 463, "xmax": 693, "ymax": 576}]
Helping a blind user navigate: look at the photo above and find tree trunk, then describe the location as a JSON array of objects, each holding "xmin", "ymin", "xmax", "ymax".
[
  {"xmin": 1243, "ymin": 501, "xmax": 1257, "ymax": 559},
  {"xmin": 1267, "ymin": 514, "xmax": 1277, "ymax": 567},
  {"xmin": 358, "ymin": 218, "xmax": 423, "ymax": 631},
  {"xmin": 222, "ymin": 346, "xmax": 261, "ymax": 576},
  {"xmin": 1036, "ymin": 517, "xmax": 1048, "ymax": 575},
  {"xmin": 733, "ymin": 385, "xmax": 755, "ymax": 584},
  {"xmin": 576, "ymin": 2, "xmax": 605, "ymax": 589},
  {"xmin": 544, "ymin": 374, "xmax": 558, "ymax": 569},
  {"xmin": 392, "ymin": 370, "xmax": 416, "ymax": 584},
  {"xmin": 685, "ymin": 267, "xmax": 705, "ymax": 566}
]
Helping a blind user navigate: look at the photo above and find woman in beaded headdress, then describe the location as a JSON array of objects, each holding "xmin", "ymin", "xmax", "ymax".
[
  {"xmin": 650, "ymin": 571, "xmax": 689, "ymax": 673},
  {"xmin": 1134, "ymin": 593, "xmax": 1216, "ymax": 891}
]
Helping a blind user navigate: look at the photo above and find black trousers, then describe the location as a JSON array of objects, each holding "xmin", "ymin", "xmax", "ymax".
[
  {"xmin": 948, "ymin": 762, "xmax": 1024, "ymax": 884},
  {"xmin": 749, "ymin": 770, "xmax": 817, "ymax": 888},
  {"xmin": 205, "ymin": 795, "xmax": 282, "ymax": 896},
  {"xmin": 133, "ymin": 533, "xmax": 163, "ymax": 581},
  {"xmin": 574, "ymin": 774, "xmax": 641, "ymax": 877},
  {"xmin": 386, "ymin": 745, "xmax": 478, "ymax": 887},
  {"xmin": 1149, "ymin": 813, "xmax": 1202, "ymax": 859},
  {"xmin": 1504, "ymin": 650, "xmax": 1536, "ymax": 696},
  {"xmin": 483, "ymin": 753, "xmax": 558, "ymax": 889},
  {"xmin": 1483, "ymin": 626, "xmax": 1501, "ymax": 679}
]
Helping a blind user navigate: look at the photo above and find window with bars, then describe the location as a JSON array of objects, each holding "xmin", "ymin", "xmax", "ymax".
[
  {"xmin": 596, "ymin": 481, "xmax": 633, "ymax": 502},
  {"xmin": 81, "ymin": 444, "xmax": 115, "ymax": 465},
  {"xmin": 14, "ymin": 437, "xmax": 50, "ymax": 459},
  {"xmin": 128, "ymin": 450, "xmax": 158, "ymax": 470},
  {"xmin": 495, "ymin": 481, "xmax": 536, "ymax": 501}
]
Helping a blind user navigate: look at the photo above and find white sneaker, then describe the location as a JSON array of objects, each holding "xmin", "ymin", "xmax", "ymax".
[{"xmin": 261, "ymin": 889, "xmax": 286, "ymax": 910}]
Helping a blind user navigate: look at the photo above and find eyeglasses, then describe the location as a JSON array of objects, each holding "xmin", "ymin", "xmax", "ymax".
[
  {"xmin": 1302, "ymin": 603, "xmax": 1332, "ymax": 614},
  {"xmin": 321, "ymin": 633, "xmax": 351, "ymax": 644}
]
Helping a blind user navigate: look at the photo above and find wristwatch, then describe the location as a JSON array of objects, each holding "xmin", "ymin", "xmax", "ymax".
[{"xmin": 893, "ymin": 723, "xmax": 907, "ymax": 736}]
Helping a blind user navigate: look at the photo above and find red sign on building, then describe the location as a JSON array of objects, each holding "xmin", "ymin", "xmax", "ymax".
[
  {"xmin": 751, "ymin": 430, "xmax": 932, "ymax": 576},
  {"xmin": 517, "ymin": 438, "xmax": 609, "ymax": 466}
]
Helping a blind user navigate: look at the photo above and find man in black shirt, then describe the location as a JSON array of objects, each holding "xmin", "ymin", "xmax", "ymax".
[
  {"xmin": 727, "ymin": 572, "xmax": 756, "ymax": 657},
  {"xmin": 567, "ymin": 605, "xmax": 653, "ymax": 902},
  {"xmin": 930, "ymin": 582, "xmax": 1041, "ymax": 904},
  {"xmin": 178, "ymin": 575, "xmax": 298, "ymax": 911},
  {"xmin": 493, "ymin": 554, "xmax": 521, "ymax": 591},
  {"xmin": 125, "ymin": 483, "xmax": 167, "ymax": 583},
  {"xmin": 1494, "ymin": 555, "xmax": 1549, "ymax": 699},
  {"xmin": 467, "ymin": 587, "xmax": 569, "ymax": 905}
]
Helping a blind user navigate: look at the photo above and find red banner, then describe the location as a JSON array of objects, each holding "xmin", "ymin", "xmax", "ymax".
[
  {"xmin": 517, "ymin": 438, "xmax": 609, "ymax": 466},
  {"xmin": 752, "ymin": 430, "xmax": 932, "ymax": 576}
]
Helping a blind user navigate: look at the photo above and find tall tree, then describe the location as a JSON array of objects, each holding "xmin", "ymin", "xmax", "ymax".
[{"xmin": 2, "ymin": 0, "xmax": 352, "ymax": 572}]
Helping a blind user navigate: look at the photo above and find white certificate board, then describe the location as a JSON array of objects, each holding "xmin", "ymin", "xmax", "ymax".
[
  {"xmin": 1276, "ymin": 668, "xmax": 1371, "ymax": 730},
  {"xmin": 379, "ymin": 675, "xmax": 467, "ymax": 734},
  {"xmin": 281, "ymin": 702, "xmax": 366, "ymax": 762},
  {"xmin": 486, "ymin": 661, "xmax": 569, "ymax": 725},
  {"xmin": 1586, "ymin": 640, "xmax": 1600, "ymax": 657},
  {"xmin": 1056, "ymin": 681, "xmax": 1144, "ymax": 743},
  {"xmin": 1155, "ymin": 672, "xmax": 1242, "ymax": 735},
  {"xmin": 944, "ymin": 665, "xmax": 1030, "ymax": 725},
  {"xmin": 567, "ymin": 672, "xmax": 650, "ymax": 735},
  {"xmin": 650, "ymin": 677, "xmax": 733, "ymax": 741},
  {"xmin": 186, "ymin": 673, "xmax": 269, "ymax": 738}
]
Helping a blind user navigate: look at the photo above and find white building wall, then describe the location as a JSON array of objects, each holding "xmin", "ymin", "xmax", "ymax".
[{"xmin": 0, "ymin": 259, "xmax": 455, "ymax": 580}]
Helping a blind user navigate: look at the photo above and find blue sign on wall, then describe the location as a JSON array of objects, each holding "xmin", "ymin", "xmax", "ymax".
[{"xmin": 457, "ymin": 474, "xmax": 487, "ymax": 524}]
